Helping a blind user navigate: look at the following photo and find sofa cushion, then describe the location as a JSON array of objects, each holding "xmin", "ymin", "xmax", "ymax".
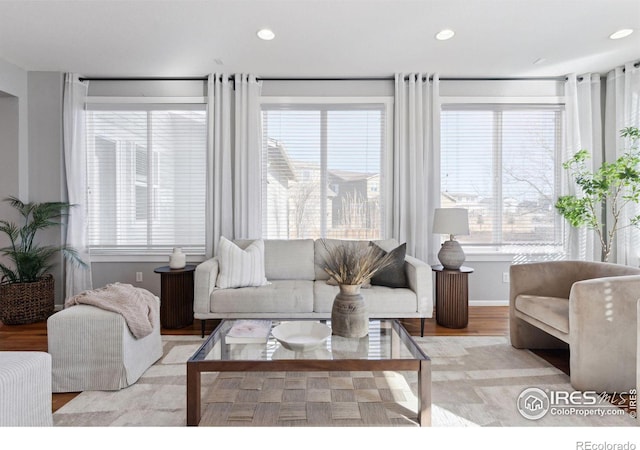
[
  {"xmin": 370, "ymin": 242, "xmax": 408, "ymax": 288},
  {"xmin": 211, "ymin": 280, "xmax": 314, "ymax": 314},
  {"xmin": 314, "ymin": 238, "xmax": 399, "ymax": 280},
  {"xmin": 234, "ymin": 239, "xmax": 315, "ymax": 281},
  {"xmin": 515, "ymin": 295, "xmax": 569, "ymax": 334},
  {"xmin": 313, "ymin": 281, "xmax": 417, "ymax": 314},
  {"xmin": 216, "ymin": 237, "xmax": 268, "ymax": 289},
  {"xmin": 266, "ymin": 239, "xmax": 315, "ymax": 280}
]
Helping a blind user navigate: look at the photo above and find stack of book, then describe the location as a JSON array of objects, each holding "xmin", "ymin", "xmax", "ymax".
[{"xmin": 225, "ymin": 320, "xmax": 272, "ymax": 344}]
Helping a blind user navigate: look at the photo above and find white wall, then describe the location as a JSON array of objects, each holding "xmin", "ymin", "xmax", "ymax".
[
  {"xmin": 0, "ymin": 58, "xmax": 28, "ymax": 284},
  {"xmin": 0, "ymin": 95, "xmax": 19, "ymax": 196},
  {"xmin": 261, "ymin": 79, "xmax": 393, "ymax": 97},
  {"xmin": 0, "ymin": 57, "xmax": 28, "ymax": 201},
  {"xmin": 0, "ymin": 94, "xmax": 20, "ymax": 256},
  {"xmin": 87, "ymin": 80, "xmax": 205, "ymax": 97},
  {"xmin": 27, "ymin": 72, "xmax": 65, "ymax": 303}
]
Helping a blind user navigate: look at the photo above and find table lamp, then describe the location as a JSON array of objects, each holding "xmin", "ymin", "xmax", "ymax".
[{"xmin": 432, "ymin": 208, "xmax": 470, "ymax": 270}]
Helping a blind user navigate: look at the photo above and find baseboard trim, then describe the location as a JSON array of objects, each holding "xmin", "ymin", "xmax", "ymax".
[{"xmin": 469, "ymin": 300, "xmax": 509, "ymax": 306}]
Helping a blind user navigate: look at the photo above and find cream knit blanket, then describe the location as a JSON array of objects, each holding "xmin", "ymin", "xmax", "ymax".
[{"xmin": 65, "ymin": 283, "xmax": 158, "ymax": 339}]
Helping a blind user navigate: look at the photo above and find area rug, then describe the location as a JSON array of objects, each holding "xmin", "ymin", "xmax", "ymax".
[{"xmin": 52, "ymin": 335, "xmax": 637, "ymax": 427}]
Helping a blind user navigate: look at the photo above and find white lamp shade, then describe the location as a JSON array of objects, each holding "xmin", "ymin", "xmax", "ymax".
[{"xmin": 432, "ymin": 208, "xmax": 470, "ymax": 236}]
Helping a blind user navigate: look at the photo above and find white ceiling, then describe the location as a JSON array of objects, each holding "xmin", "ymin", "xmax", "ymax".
[{"xmin": 0, "ymin": 0, "xmax": 638, "ymax": 78}]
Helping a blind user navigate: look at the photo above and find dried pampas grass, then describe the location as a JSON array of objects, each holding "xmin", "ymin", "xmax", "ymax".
[{"xmin": 321, "ymin": 240, "xmax": 396, "ymax": 286}]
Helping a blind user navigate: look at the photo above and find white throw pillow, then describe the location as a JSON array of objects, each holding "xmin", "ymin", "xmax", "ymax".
[{"xmin": 216, "ymin": 237, "xmax": 268, "ymax": 289}]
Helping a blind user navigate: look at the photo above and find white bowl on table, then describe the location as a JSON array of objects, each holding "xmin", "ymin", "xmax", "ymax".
[{"xmin": 271, "ymin": 321, "xmax": 331, "ymax": 352}]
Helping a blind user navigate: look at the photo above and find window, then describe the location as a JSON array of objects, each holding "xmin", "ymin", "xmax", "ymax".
[
  {"xmin": 261, "ymin": 100, "xmax": 389, "ymax": 240},
  {"xmin": 440, "ymin": 104, "xmax": 565, "ymax": 253},
  {"xmin": 86, "ymin": 104, "xmax": 207, "ymax": 254}
]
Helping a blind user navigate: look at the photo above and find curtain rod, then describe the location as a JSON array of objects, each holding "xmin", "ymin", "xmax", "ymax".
[
  {"xmin": 78, "ymin": 75, "xmax": 569, "ymax": 82},
  {"xmin": 78, "ymin": 62, "xmax": 640, "ymax": 83}
]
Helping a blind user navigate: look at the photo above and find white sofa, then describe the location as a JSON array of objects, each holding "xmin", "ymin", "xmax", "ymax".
[{"xmin": 194, "ymin": 238, "xmax": 433, "ymax": 336}]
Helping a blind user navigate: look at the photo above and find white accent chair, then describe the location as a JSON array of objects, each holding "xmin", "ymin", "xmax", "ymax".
[
  {"xmin": 0, "ymin": 351, "xmax": 53, "ymax": 426},
  {"xmin": 510, "ymin": 261, "xmax": 640, "ymax": 393},
  {"xmin": 47, "ymin": 297, "xmax": 163, "ymax": 392}
]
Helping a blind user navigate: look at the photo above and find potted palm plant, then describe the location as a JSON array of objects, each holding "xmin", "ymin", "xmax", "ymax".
[{"xmin": 0, "ymin": 196, "xmax": 85, "ymax": 324}]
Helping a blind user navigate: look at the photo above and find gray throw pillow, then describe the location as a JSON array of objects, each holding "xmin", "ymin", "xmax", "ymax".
[{"xmin": 370, "ymin": 242, "xmax": 408, "ymax": 288}]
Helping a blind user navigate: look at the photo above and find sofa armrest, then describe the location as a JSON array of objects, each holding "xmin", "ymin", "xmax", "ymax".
[
  {"xmin": 404, "ymin": 255, "xmax": 432, "ymax": 316},
  {"xmin": 569, "ymin": 275, "xmax": 640, "ymax": 391},
  {"xmin": 194, "ymin": 257, "xmax": 219, "ymax": 315}
]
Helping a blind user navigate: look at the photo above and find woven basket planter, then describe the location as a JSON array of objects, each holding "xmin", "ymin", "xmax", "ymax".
[{"xmin": 0, "ymin": 274, "xmax": 55, "ymax": 325}]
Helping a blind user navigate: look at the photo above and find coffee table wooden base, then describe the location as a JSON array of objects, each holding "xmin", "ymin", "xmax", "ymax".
[
  {"xmin": 186, "ymin": 359, "xmax": 431, "ymax": 427},
  {"xmin": 186, "ymin": 320, "xmax": 431, "ymax": 427}
]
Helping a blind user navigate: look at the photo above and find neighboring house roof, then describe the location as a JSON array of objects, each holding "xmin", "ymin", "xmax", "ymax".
[
  {"xmin": 329, "ymin": 169, "xmax": 378, "ymax": 182},
  {"xmin": 442, "ymin": 192, "xmax": 457, "ymax": 203},
  {"xmin": 443, "ymin": 191, "xmax": 481, "ymax": 200},
  {"xmin": 267, "ymin": 139, "xmax": 296, "ymax": 181}
]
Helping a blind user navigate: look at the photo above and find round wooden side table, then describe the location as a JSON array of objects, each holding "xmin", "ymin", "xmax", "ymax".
[
  {"xmin": 154, "ymin": 265, "xmax": 196, "ymax": 329},
  {"xmin": 432, "ymin": 264, "xmax": 474, "ymax": 328}
]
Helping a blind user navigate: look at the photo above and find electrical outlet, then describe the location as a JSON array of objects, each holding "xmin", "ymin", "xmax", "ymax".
[
  {"xmin": 502, "ymin": 272, "xmax": 509, "ymax": 283},
  {"xmin": 136, "ymin": 272, "xmax": 143, "ymax": 282}
]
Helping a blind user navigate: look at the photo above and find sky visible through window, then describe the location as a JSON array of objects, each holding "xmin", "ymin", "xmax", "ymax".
[
  {"xmin": 263, "ymin": 109, "xmax": 382, "ymax": 173},
  {"xmin": 442, "ymin": 110, "xmax": 557, "ymax": 201}
]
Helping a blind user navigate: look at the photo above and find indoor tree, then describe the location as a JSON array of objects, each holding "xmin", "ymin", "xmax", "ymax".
[{"xmin": 555, "ymin": 126, "xmax": 640, "ymax": 262}]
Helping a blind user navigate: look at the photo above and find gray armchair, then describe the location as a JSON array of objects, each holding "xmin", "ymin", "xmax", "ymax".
[{"xmin": 510, "ymin": 260, "xmax": 640, "ymax": 393}]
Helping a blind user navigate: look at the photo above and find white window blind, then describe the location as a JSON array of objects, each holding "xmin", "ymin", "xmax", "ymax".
[
  {"xmin": 441, "ymin": 104, "xmax": 565, "ymax": 252},
  {"xmin": 86, "ymin": 104, "xmax": 207, "ymax": 254},
  {"xmin": 261, "ymin": 102, "xmax": 387, "ymax": 240}
]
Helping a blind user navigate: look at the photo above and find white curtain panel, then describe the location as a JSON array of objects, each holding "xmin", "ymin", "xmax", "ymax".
[
  {"xmin": 206, "ymin": 73, "xmax": 232, "ymax": 257},
  {"xmin": 206, "ymin": 74, "xmax": 262, "ymax": 257},
  {"xmin": 391, "ymin": 73, "xmax": 440, "ymax": 262},
  {"xmin": 605, "ymin": 61, "xmax": 640, "ymax": 266},
  {"xmin": 62, "ymin": 73, "xmax": 92, "ymax": 297},
  {"xmin": 563, "ymin": 73, "xmax": 602, "ymax": 261},
  {"xmin": 233, "ymin": 74, "xmax": 263, "ymax": 240}
]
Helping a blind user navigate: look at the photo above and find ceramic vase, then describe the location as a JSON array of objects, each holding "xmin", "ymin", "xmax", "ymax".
[
  {"xmin": 169, "ymin": 247, "xmax": 186, "ymax": 269},
  {"xmin": 331, "ymin": 284, "xmax": 369, "ymax": 338}
]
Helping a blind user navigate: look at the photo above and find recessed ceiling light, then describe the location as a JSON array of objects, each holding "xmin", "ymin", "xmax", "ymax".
[
  {"xmin": 609, "ymin": 29, "xmax": 633, "ymax": 40},
  {"xmin": 435, "ymin": 29, "xmax": 455, "ymax": 41},
  {"xmin": 257, "ymin": 29, "xmax": 275, "ymax": 41}
]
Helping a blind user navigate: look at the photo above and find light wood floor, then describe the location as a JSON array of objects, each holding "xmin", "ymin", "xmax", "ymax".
[{"xmin": 0, "ymin": 306, "xmax": 569, "ymax": 412}]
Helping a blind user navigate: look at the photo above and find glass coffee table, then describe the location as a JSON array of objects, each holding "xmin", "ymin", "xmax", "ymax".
[{"xmin": 187, "ymin": 319, "xmax": 431, "ymax": 426}]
